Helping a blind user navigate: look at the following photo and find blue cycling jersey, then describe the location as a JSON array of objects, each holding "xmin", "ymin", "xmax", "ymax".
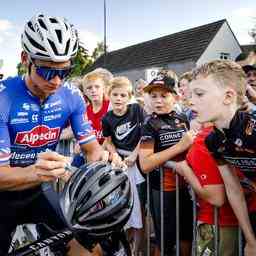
[{"xmin": 0, "ymin": 76, "xmax": 96, "ymax": 167}]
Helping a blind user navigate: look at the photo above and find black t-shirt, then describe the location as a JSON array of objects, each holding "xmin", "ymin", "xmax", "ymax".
[
  {"xmin": 141, "ymin": 111, "xmax": 189, "ymax": 190},
  {"xmin": 102, "ymin": 103, "xmax": 145, "ymax": 151},
  {"xmin": 205, "ymin": 110, "xmax": 256, "ymax": 178}
]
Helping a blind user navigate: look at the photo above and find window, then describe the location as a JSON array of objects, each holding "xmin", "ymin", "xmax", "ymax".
[{"xmin": 220, "ymin": 52, "xmax": 230, "ymax": 60}]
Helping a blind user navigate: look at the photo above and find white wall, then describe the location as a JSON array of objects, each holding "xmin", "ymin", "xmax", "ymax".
[{"xmin": 197, "ymin": 22, "xmax": 242, "ymax": 66}]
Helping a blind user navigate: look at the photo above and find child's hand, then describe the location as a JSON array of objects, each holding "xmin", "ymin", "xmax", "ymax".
[
  {"xmin": 124, "ymin": 153, "xmax": 137, "ymax": 167},
  {"xmin": 177, "ymin": 130, "xmax": 197, "ymax": 152},
  {"xmin": 175, "ymin": 161, "xmax": 189, "ymax": 176},
  {"xmin": 111, "ymin": 153, "xmax": 127, "ymax": 169},
  {"xmin": 74, "ymin": 143, "xmax": 81, "ymax": 154}
]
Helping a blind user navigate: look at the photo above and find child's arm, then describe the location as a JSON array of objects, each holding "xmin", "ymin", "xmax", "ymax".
[
  {"xmin": 139, "ymin": 130, "xmax": 194, "ymax": 173},
  {"xmin": 218, "ymin": 164, "xmax": 256, "ymax": 251},
  {"xmin": 102, "ymin": 137, "xmax": 126, "ymax": 168},
  {"xmin": 124, "ymin": 141, "xmax": 140, "ymax": 167},
  {"xmin": 175, "ymin": 161, "xmax": 225, "ymax": 207}
]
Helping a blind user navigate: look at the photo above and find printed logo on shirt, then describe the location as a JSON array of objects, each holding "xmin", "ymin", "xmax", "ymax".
[
  {"xmin": 22, "ymin": 103, "xmax": 30, "ymax": 111},
  {"xmin": 10, "ymin": 118, "xmax": 29, "ymax": 124},
  {"xmin": 17, "ymin": 112, "xmax": 28, "ymax": 117},
  {"xmin": 245, "ymin": 118, "xmax": 256, "ymax": 135},
  {"xmin": 0, "ymin": 83, "xmax": 6, "ymax": 92},
  {"xmin": 14, "ymin": 125, "xmax": 60, "ymax": 147},
  {"xmin": 115, "ymin": 122, "xmax": 137, "ymax": 140},
  {"xmin": 43, "ymin": 113, "xmax": 61, "ymax": 122}
]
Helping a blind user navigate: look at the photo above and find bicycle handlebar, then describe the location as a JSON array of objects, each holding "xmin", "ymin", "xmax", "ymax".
[{"xmin": 7, "ymin": 229, "xmax": 73, "ymax": 256}]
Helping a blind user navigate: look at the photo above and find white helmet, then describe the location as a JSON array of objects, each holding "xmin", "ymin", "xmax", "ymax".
[{"xmin": 21, "ymin": 14, "xmax": 78, "ymax": 62}]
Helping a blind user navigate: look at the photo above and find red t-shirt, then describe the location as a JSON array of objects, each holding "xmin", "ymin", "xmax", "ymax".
[
  {"xmin": 86, "ymin": 99, "xmax": 110, "ymax": 144},
  {"xmin": 186, "ymin": 126, "xmax": 238, "ymax": 226}
]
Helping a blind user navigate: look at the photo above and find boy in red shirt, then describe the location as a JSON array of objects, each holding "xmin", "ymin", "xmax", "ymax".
[{"xmin": 176, "ymin": 125, "xmax": 239, "ymax": 255}]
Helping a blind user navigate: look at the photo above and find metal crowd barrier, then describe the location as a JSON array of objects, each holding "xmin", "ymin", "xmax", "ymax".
[
  {"xmin": 144, "ymin": 161, "xmax": 243, "ymax": 256},
  {"xmin": 54, "ymin": 143, "xmax": 244, "ymax": 256}
]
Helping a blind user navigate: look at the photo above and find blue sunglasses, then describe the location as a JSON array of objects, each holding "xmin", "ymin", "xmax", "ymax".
[{"xmin": 31, "ymin": 60, "xmax": 72, "ymax": 81}]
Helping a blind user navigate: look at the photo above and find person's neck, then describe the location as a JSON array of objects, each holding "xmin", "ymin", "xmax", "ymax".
[
  {"xmin": 214, "ymin": 105, "xmax": 237, "ymax": 130},
  {"xmin": 92, "ymin": 99, "xmax": 104, "ymax": 113},
  {"xmin": 25, "ymin": 75, "xmax": 48, "ymax": 102},
  {"xmin": 113, "ymin": 106, "xmax": 128, "ymax": 116}
]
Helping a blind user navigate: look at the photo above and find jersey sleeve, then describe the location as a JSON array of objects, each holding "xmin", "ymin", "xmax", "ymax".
[
  {"xmin": 186, "ymin": 143, "xmax": 223, "ymax": 186},
  {"xmin": 67, "ymin": 84, "xmax": 96, "ymax": 145},
  {"xmin": 102, "ymin": 115, "xmax": 112, "ymax": 138},
  {"xmin": 140, "ymin": 117, "xmax": 155, "ymax": 143},
  {"xmin": 0, "ymin": 87, "xmax": 11, "ymax": 165},
  {"xmin": 204, "ymin": 129, "xmax": 225, "ymax": 159}
]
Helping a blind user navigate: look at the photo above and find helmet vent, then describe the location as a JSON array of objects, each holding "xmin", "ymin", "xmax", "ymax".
[
  {"xmin": 55, "ymin": 29, "xmax": 62, "ymax": 43},
  {"xmin": 25, "ymin": 31, "xmax": 46, "ymax": 52},
  {"xmin": 28, "ymin": 21, "xmax": 35, "ymax": 32},
  {"xmin": 48, "ymin": 38, "xmax": 59, "ymax": 55},
  {"xmin": 49, "ymin": 18, "xmax": 58, "ymax": 23},
  {"xmin": 38, "ymin": 19, "xmax": 47, "ymax": 30},
  {"xmin": 73, "ymin": 40, "xmax": 78, "ymax": 52},
  {"xmin": 98, "ymin": 174, "xmax": 110, "ymax": 187},
  {"xmin": 65, "ymin": 39, "xmax": 70, "ymax": 55},
  {"xmin": 23, "ymin": 43, "xmax": 31, "ymax": 53}
]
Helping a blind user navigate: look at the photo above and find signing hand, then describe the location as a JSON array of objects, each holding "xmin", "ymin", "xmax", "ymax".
[{"xmin": 35, "ymin": 151, "xmax": 71, "ymax": 182}]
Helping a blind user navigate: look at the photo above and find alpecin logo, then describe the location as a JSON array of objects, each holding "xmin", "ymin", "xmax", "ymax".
[{"xmin": 15, "ymin": 125, "xmax": 60, "ymax": 147}]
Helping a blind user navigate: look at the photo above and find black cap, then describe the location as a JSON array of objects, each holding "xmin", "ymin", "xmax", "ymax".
[{"xmin": 143, "ymin": 74, "xmax": 177, "ymax": 94}]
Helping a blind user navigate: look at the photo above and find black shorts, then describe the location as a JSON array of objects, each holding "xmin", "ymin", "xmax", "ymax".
[
  {"xmin": 150, "ymin": 188, "xmax": 193, "ymax": 254},
  {"xmin": 0, "ymin": 185, "xmax": 66, "ymax": 255}
]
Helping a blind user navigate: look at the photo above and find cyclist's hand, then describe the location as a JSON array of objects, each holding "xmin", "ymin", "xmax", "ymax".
[{"xmin": 35, "ymin": 151, "xmax": 70, "ymax": 182}]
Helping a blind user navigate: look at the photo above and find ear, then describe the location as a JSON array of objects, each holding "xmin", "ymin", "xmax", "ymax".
[
  {"xmin": 21, "ymin": 51, "xmax": 29, "ymax": 67},
  {"xmin": 223, "ymin": 88, "xmax": 237, "ymax": 105}
]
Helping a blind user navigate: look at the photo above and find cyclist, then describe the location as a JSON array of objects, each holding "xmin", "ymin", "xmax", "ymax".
[{"xmin": 0, "ymin": 14, "xmax": 108, "ymax": 255}]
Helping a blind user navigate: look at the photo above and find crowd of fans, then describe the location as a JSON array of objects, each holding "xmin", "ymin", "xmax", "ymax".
[{"xmin": 53, "ymin": 48, "xmax": 256, "ymax": 256}]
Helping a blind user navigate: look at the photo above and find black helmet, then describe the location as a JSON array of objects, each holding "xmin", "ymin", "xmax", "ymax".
[{"xmin": 60, "ymin": 162, "xmax": 133, "ymax": 240}]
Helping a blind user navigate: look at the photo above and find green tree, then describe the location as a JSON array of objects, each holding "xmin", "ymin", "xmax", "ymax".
[
  {"xmin": 16, "ymin": 62, "xmax": 27, "ymax": 76},
  {"xmin": 91, "ymin": 41, "xmax": 105, "ymax": 60},
  {"xmin": 69, "ymin": 43, "xmax": 93, "ymax": 78},
  {"xmin": 249, "ymin": 17, "xmax": 256, "ymax": 44}
]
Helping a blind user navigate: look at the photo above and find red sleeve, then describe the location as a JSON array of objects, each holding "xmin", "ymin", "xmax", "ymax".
[{"xmin": 186, "ymin": 142, "xmax": 223, "ymax": 186}]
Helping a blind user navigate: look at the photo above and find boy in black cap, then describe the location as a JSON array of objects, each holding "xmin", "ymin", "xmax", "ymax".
[{"xmin": 139, "ymin": 70, "xmax": 196, "ymax": 255}]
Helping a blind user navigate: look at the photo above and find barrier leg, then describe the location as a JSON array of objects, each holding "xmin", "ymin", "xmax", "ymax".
[
  {"xmin": 213, "ymin": 207, "xmax": 219, "ymax": 256},
  {"xmin": 175, "ymin": 174, "xmax": 180, "ymax": 256},
  {"xmin": 160, "ymin": 167, "xmax": 164, "ymax": 256},
  {"xmin": 146, "ymin": 173, "xmax": 151, "ymax": 256}
]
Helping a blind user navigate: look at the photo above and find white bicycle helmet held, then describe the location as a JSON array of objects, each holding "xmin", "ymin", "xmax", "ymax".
[{"xmin": 21, "ymin": 14, "xmax": 79, "ymax": 62}]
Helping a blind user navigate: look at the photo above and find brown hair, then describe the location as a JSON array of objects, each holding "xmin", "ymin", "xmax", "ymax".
[{"xmin": 192, "ymin": 60, "xmax": 246, "ymax": 104}]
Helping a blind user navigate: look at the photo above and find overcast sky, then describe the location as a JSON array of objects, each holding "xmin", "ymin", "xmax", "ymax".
[{"xmin": 0, "ymin": 0, "xmax": 255, "ymax": 76}]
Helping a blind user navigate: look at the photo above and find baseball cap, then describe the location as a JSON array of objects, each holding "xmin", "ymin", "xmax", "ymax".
[{"xmin": 143, "ymin": 74, "xmax": 178, "ymax": 94}]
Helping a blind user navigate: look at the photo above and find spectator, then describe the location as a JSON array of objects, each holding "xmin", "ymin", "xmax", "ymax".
[
  {"xmin": 189, "ymin": 59, "xmax": 256, "ymax": 255},
  {"xmin": 102, "ymin": 76, "xmax": 146, "ymax": 255},
  {"xmin": 71, "ymin": 68, "xmax": 113, "ymax": 167},
  {"xmin": 175, "ymin": 124, "xmax": 240, "ymax": 256},
  {"xmin": 139, "ymin": 71, "xmax": 194, "ymax": 256}
]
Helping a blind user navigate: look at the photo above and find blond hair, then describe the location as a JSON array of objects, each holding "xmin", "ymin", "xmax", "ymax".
[
  {"xmin": 192, "ymin": 60, "xmax": 246, "ymax": 104},
  {"xmin": 82, "ymin": 68, "xmax": 113, "ymax": 94},
  {"xmin": 108, "ymin": 76, "xmax": 133, "ymax": 97},
  {"xmin": 179, "ymin": 71, "xmax": 193, "ymax": 83}
]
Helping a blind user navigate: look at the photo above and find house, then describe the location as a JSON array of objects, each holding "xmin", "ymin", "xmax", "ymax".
[
  {"xmin": 93, "ymin": 19, "xmax": 242, "ymax": 83},
  {"xmin": 241, "ymin": 44, "xmax": 256, "ymax": 55}
]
